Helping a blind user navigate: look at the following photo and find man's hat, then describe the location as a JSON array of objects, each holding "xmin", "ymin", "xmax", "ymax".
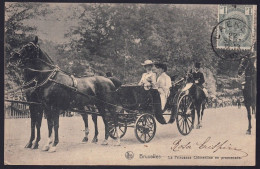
[
  {"xmin": 195, "ymin": 62, "xmax": 201, "ymax": 68},
  {"xmin": 141, "ymin": 60, "xmax": 154, "ymax": 66},
  {"xmin": 155, "ymin": 62, "xmax": 167, "ymax": 72}
]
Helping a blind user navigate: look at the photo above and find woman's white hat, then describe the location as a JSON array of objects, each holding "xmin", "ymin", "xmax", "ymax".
[{"xmin": 141, "ymin": 60, "xmax": 154, "ymax": 66}]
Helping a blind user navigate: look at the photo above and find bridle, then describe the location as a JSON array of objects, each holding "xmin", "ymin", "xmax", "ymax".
[
  {"xmin": 10, "ymin": 41, "xmax": 57, "ymax": 68},
  {"xmin": 6, "ymin": 42, "xmax": 60, "ymax": 96}
]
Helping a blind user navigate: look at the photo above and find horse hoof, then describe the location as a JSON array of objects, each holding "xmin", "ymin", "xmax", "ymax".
[
  {"xmin": 48, "ymin": 146, "xmax": 57, "ymax": 153},
  {"xmin": 114, "ymin": 140, "xmax": 121, "ymax": 146},
  {"xmin": 196, "ymin": 125, "xmax": 200, "ymax": 129},
  {"xmin": 191, "ymin": 125, "xmax": 194, "ymax": 129},
  {"xmin": 24, "ymin": 142, "xmax": 32, "ymax": 148},
  {"xmin": 31, "ymin": 143, "xmax": 39, "ymax": 149},
  {"xmin": 101, "ymin": 140, "xmax": 108, "ymax": 145},
  {"xmin": 82, "ymin": 137, "xmax": 88, "ymax": 143},
  {"xmin": 246, "ymin": 130, "xmax": 251, "ymax": 135},
  {"xmin": 42, "ymin": 145, "xmax": 50, "ymax": 151},
  {"xmin": 92, "ymin": 138, "xmax": 98, "ymax": 143}
]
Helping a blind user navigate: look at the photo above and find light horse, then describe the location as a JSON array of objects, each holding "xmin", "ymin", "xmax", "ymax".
[
  {"xmin": 186, "ymin": 72, "xmax": 207, "ymax": 129},
  {"xmin": 238, "ymin": 54, "xmax": 256, "ymax": 135},
  {"xmin": 8, "ymin": 37, "xmax": 121, "ymax": 152}
]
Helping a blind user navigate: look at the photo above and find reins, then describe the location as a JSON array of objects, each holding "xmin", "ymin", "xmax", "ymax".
[
  {"xmin": 5, "ymin": 67, "xmax": 59, "ymax": 96},
  {"xmin": 5, "ymin": 77, "xmax": 37, "ymax": 95},
  {"xmin": 7, "ymin": 43, "xmax": 167, "ymax": 114}
]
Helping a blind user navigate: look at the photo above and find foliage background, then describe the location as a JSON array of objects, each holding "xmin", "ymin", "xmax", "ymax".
[{"xmin": 5, "ymin": 3, "xmax": 251, "ymax": 100}]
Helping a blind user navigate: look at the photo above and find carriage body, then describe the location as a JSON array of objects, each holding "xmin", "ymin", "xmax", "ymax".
[{"xmin": 108, "ymin": 83, "xmax": 195, "ymax": 143}]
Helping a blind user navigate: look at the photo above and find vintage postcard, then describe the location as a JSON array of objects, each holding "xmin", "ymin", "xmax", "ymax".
[{"xmin": 4, "ymin": 3, "xmax": 257, "ymax": 166}]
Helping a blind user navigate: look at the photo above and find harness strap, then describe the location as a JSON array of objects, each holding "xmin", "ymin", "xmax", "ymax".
[
  {"xmin": 49, "ymin": 79, "xmax": 78, "ymax": 91},
  {"xmin": 7, "ymin": 68, "xmax": 58, "ymax": 97},
  {"xmin": 48, "ymin": 79, "xmax": 141, "ymax": 114},
  {"xmin": 25, "ymin": 67, "xmax": 54, "ymax": 73},
  {"xmin": 70, "ymin": 75, "xmax": 78, "ymax": 88},
  {"xmin": 5, "ymin": 77, "xmax": 37, "ymax": 94}
]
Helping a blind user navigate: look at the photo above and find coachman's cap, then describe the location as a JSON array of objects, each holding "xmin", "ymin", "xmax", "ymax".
[
  {"xmin": 195, "ymin": 62, "xmax": 201, "ymax": 68},
  {"xmin": 106, "ymin": 72, "xmax": 113, "ymax": 77},
  {"xmin": 141, "ymin": 60, "xmax": 154, "ymax": 66}
]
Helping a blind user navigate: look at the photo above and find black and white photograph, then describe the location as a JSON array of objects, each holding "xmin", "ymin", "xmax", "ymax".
[{"xmin": 4, "ymin": 3, "xmax": 257, "ymax": 166}]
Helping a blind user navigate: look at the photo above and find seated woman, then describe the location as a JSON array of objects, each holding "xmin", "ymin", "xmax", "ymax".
[
  {"xmin": 153, "ymin": 62, "xmax": 172, "ymax": 110},
  {"xmin": 138, "ymin": 60, "xmax": 156, "ymax": 90}
]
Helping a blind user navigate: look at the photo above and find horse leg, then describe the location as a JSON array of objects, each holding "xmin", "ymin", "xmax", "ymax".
[
  {"xmin": 48, "ymin": 112, "xmax": 60, "ymax": 152},
  {"xmin": 92, "ymin": 114, "xmax": 99, "ymax": 143},
  {"xmin": 42, "ymin": 112, "xmax": 53, "ymax": 151},
  {"xmin": 111, "ymin": 111, "xmax": 120, "ymax": 146},
  {"xmin": 31, "ymin": 109, "xmax": 43, "ymax": 149},
  {"xmin": 200, "ymin": 103, "xmax": 206, "ymax": 127},
  {"xmin": 81, "ymin": 113, "xmax": 89, "ymax": 142},
  {"xmin": 191, "ymin": 107, "xmax": 196, "ymax": 129},
  {"xmin": 24, "ymin": 106, "xmax": 36, "ymax": 148},
  {"xmin": 245, "ymin": 105, "xmax": 252, "ymax": 135},
  {"xmin": 100, "ymin": 110, "xmax": 109, "ymax": 145},
  {"xmin": 196, "ymin": 106, "xmax": 201, "ymax": 129},
  {"xmin": 252, "ymin": 106, "xmax": 255, "ymax": 115}
]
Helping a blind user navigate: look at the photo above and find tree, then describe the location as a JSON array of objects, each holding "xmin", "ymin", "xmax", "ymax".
[{"xmin": 5, "ymin": 2, "xmax": 51, "ymax": 90}]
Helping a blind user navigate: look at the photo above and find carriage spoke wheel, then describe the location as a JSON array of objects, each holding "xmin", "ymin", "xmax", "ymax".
[
  {"xmin": 176, "ymin": 94, "xmax": 194, "ymax": 136},
  {"xmin": 109, "ymin": 121, "xmax": 127, "ymax": 139},
  {"xmin": 134, "ymin": 114, "xmax": 156, "ymax": 143}
]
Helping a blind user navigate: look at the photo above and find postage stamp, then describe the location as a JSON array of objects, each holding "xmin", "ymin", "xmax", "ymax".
[{"xmin": 217, "ymin": 5, "xmax": 254, "ymax": 50}]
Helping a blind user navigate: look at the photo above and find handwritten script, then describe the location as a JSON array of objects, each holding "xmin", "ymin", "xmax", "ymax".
[{"xmin": 170, "ymin": 137, "xmax": 248, "ymax": 157}]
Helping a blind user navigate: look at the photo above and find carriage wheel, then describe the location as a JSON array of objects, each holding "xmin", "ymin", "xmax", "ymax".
[
  {"xmin": 176, "ymin": 94, "xmax": 194, "ymax": 135},
  {"xmin": 109, "ymin": 122, "xmax": 127, "ymax": 139},
  {"xmin": 134, "ymin": 114, "xmax": 156, "ymax": 143}
]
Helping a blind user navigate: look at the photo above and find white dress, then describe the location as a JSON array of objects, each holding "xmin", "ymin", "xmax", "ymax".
[
  {"xmin": 138, "ymin": 71, "xmax": 157, "ymax": 90},
  {"xmin": 155, "ymin": 72, "xmax": 172, "ymax": 110}
]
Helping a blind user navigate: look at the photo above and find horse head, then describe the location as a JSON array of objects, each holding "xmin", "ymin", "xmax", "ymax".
[
  {"xmin": 238, "ymin": 54, "xmax": 256, "ymax": 77},
  {"xmin": 9, "ymin": 37, "xmax": 40, "ymax": 67},
  {"xmin": 185, "ymin": 69, "xmax": 194, "ymax": 83},
  {"xmin": 9, "ymin": 36, "xmax": 54, "ymax": 69}
]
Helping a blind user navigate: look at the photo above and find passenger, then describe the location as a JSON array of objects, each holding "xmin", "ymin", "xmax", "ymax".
[
  {"xmin": 192, "ymin": 62, "xmax": 208, "ymax": 98},
  {"xmin": 138, "ymin": 60, "xmax": 156, "ymax": 90},
  {"xmin": 153, "ymin": 63, "xmax": 172, "ymax": 110}
]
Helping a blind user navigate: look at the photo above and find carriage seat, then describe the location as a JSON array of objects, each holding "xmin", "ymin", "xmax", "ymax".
[{"xmin": 116, "ymin": 85, "xmax": 156, "ymax": 111}]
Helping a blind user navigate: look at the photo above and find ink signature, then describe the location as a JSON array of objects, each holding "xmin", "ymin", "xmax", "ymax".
[{"xmin": 170, "ymin": 137, "xmax": 248, "ymax": 157}]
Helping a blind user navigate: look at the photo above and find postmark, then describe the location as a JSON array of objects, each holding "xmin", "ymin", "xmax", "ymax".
[
  {"xmin": 210, "ymin": 5, "xmax": 256, "ymax": 61},
  {"xmin": 217, "ymin": 5, "xmax": 254, "ymax": 50},
  {"xmin": 211, "ymin": 18, "xmax": 254, "ymax": 61}
]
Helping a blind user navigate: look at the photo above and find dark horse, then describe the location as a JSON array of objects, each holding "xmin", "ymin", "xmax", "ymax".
[
  {"xmin": 186, "ymin": 73, "xmax": 206, "ymax": 129},
  {"xmin": 238, "ymin": 55, "xmax": 256, "ymax": 135},
  {"xmin": 9, "ymin": 37, "xmax": 121, "ymax": 152}
]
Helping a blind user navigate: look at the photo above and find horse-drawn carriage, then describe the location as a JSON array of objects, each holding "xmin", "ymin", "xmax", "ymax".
[
  {"xmin": 6, "ymin": 37, "xmax": 196, "ymax": 151},
  {"xmin": 106, "ymin": 81, "xmax": 195, "ymax": 143}
]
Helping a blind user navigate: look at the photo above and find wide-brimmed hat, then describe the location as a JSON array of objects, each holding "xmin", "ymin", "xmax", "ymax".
[
  {"xmin": 154, "ymin": 62, "xmax": 167, "ymax": 72},
  {"xmin": 194, "ymin": 62, "xmax": 201, "ymax": 68},
  {"xmin": 141, "ymin": 60, "xmax": 154, "ymax": 66}
]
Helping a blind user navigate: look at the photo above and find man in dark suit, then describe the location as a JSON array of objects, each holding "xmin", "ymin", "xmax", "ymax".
[
  {"xmin": 192, "ymin": 62, "xmax": 208, "ymax": 98},
  {"xmin": 106, "ymin": 72, "xmax": 122, "ymax": 89}
]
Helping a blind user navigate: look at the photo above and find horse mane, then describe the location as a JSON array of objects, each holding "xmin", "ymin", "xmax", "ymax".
[{"xmin": 38, "ymin": 47, "xmax": 55, "ymax": 65}]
